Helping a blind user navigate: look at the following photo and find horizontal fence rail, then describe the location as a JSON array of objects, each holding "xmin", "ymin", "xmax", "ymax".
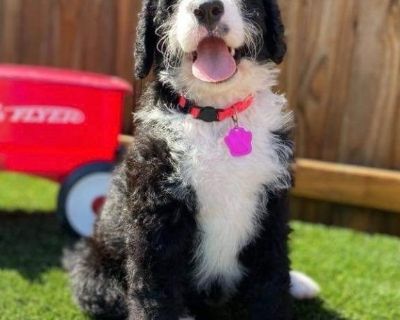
[{"xmin": 293, "ymin": 159, "xmax": 400, "ymax": 213}]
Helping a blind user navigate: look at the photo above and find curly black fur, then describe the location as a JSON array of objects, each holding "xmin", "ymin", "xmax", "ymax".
[
  {"xmin": 261, "ymin": 0, "xmax": 287, "ymax": 64},
  {"xmin": 65, "ymin": 1, "xmax": 293, "ymax": 319},
  {"xmin": 134, "ymin": 0, "xmax": 157, "ymax": 79}
]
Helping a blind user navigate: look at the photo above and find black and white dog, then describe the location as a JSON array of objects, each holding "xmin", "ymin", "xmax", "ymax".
[{"xmin": 65, "ymin": 0, "xmax": 319, "ymax": 319}]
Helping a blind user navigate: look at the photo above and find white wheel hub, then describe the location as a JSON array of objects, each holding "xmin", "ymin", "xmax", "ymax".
[{"xmin": 65, "ymin": 172, "xmax": 111, "ymax": 237}]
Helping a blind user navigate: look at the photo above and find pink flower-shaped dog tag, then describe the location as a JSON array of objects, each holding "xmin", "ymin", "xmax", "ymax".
[{"xmin": 224, "ymin": 126, "xmax": 253, "ymax": 157}]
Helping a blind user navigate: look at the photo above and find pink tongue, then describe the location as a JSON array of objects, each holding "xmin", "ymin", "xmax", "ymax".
[{"xmin": 192, "ymin": 38, "xmax": 237, "ymax": 83}]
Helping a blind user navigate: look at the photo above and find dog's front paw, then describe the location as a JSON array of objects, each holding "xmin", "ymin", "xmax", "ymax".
[{"xmin": 289, "ymin": 271, "xmax": 320, "ymax": 300}]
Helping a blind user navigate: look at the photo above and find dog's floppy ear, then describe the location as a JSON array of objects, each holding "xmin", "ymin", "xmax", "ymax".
[
  {"xmin": 263, "ymin": 0, "xmax": 286, "ymax": 64},
  {"xmin": 134, "ymin": 0, "xmax": 157, "ymax": 79}
]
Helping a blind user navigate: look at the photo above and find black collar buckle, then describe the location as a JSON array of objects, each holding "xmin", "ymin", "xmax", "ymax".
[{"xmin": 198, "ymin": 106, "xmax": 219, "ymax": 122}]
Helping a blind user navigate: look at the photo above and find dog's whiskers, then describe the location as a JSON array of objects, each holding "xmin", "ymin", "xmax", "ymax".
[
  {"xmin": 243, "ymin": 19, "xmax": 263, "ymax": 59},
  {"xmin": 157, "ymin": 16, "xmax": 185, "ymax": 71}
]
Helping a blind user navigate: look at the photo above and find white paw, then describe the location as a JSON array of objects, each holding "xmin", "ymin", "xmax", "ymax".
[{"xmin": 290, "ymin": 271, "xmax": 320, "ymax": 300}]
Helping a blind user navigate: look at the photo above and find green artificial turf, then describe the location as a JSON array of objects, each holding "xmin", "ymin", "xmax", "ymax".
[
  {"xmin": 0, "ymin": 172, "xmax": 399, "ymax": 320},
  {"xmin": 0, "ymin": 172, "xmax": 58, "ymax": 212}
]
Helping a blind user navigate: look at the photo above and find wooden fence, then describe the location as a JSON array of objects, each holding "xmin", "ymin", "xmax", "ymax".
[
  {"xmin": 279, "ymin": 0, "xmax": 400, "ymax": 235},
  {"xmin": 1, "ymin": 0, "xmax": 400, "ymax": 234}
]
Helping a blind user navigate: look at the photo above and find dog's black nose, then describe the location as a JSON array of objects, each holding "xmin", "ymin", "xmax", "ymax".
[{"xmin": 194, "ymin": 0, "xmax": 224, "ymax": 30}]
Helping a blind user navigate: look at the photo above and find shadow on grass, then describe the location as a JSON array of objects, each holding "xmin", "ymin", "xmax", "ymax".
[
  {"xmin": 188, "ymin": 298, "xmax": 347, "ymax": 320},
  {"xmin": 191, "ymin": 298, "xmax": 348, "ymax": 320},
  {"xmin": 0, "ymin": 212, "xmax": 346, "ymax": 319},
  {"xmin": 294, "ymin": 299, "xmax": 349, "ymax": 320},
  {"xmin": 0, "ymin": 210, "xmax": 74, "ymax": 281}
]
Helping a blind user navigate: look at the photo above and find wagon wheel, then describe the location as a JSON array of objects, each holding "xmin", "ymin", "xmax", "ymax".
[{"xmin": 57, "ymin": 162, "xmax": 114, "ymax": 237}]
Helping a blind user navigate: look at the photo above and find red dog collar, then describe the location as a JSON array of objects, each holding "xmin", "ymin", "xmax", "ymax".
[{"xmin": 178, "ymin": 95, "xmax": 254, "ymax": 122}]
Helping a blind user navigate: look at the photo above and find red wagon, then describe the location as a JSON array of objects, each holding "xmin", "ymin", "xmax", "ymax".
[{"xmin": 0, "ymin": 64, "xmax": 132, "ymax": 237}]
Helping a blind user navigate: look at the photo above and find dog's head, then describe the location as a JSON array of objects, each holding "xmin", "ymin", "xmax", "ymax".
[{"xmin": 135, "ymin": 0, "xmax": 286, "ymax": 105}]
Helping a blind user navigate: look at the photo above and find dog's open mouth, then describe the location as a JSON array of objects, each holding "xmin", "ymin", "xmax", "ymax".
[{"xmin": 192, "ymin": 37, "xmax": 241, "ymax": 83}]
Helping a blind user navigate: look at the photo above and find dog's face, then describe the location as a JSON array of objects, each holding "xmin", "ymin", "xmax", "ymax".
[{"xmin": 135, "ymin": 0, "xmax": 286, "ymax": 105}]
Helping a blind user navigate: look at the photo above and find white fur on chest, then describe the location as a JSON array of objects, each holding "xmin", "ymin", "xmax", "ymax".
[
  {"xmin": 180, "ymin": 91, "xmax": 291, "ymax": 293},
  {"xmin": 137, "ymin": 87, "xmax": 291, "ymax": 294}
]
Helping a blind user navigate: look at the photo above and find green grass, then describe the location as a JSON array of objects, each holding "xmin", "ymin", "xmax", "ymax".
[
  {"xmin": 291, "ymin": 224, "xmax": 400, "ymax": 320},
  {"xmin": 0, "ymin": 172, "xmax": 58, "ymax": 212},
  {"xmin": 0, "ymin": 172, "xmax": 399, "ymax": 319}
]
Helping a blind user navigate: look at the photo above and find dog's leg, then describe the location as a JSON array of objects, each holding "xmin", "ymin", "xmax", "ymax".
[
  {"xmin": 246, "ymin": 271, "xmax": 320, "ymax": 319},
  {"xmin": 247, "ymin": 272, "xmax": 293, "ymax": 320},
  {"xmin": 63, "ymin": 240, "xmax": 127, "ymax": 319},
  {"xmin": 124, "ymin": 203, "xmax": 196, "ymax": 320},
  {"xmin": 240, "ymin": 190, "xmax": 293, "ymax": 320}
]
